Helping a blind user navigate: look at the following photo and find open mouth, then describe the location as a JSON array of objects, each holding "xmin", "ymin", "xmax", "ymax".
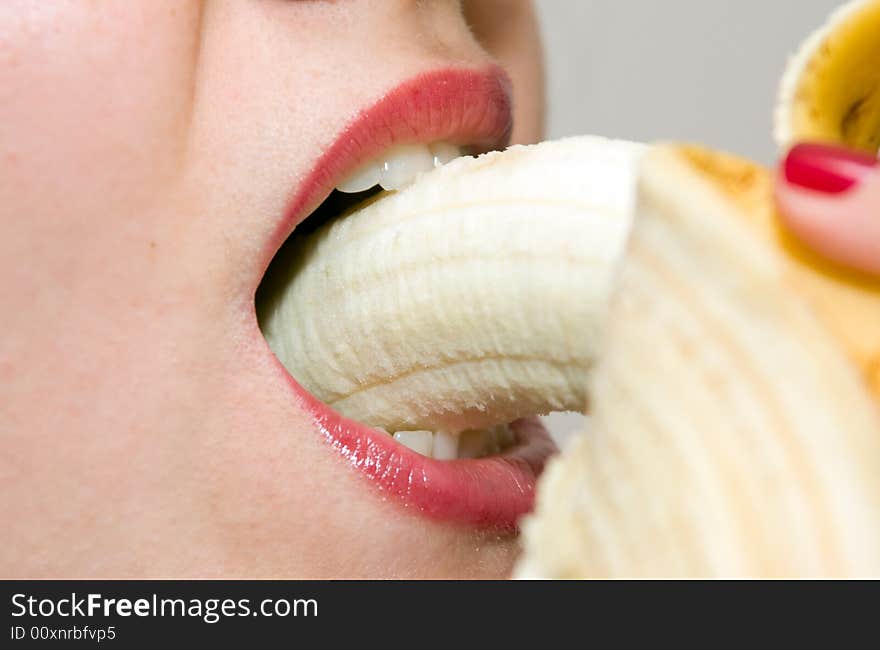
[
  {"xmin": 252, "ymin": 67, "xmax": 558, "ymax": 530},
  {"xmin": 260, "ymin": 143, "xmax": 535, "ymax": 462}
]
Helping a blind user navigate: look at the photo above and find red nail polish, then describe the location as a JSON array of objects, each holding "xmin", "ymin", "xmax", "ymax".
[{"xmin": 783, "ymin": 142, "xmax": 878, "ymax": 194}]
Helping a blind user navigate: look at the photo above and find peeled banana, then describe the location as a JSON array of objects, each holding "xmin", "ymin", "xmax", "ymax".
[{"xmin": 259, "ymin": 137, "xmax": 644, "ymax": 435}]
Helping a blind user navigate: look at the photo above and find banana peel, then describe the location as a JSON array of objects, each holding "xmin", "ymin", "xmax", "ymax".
[{"xmin": 775, "ymin": 0, "xmax": 880, "ymax": 152}]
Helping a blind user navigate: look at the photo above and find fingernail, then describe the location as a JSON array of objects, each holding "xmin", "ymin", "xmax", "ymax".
[{"xmin": 783, "ymin": 142, "xmax": 877, "ymax": 194}]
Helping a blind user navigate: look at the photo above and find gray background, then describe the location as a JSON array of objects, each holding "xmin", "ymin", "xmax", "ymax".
[
  {"xmin": 535, "ymin": 0, "xmax": 840, "ymax": 164},
  {"xmin": 534, "ymin": 0, "xmax": 840, "ymax": 443}
]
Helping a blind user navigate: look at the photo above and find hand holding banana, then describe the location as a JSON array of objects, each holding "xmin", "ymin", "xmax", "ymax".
[
  {"xmin": 778, "ymin": 143, "xmax": 880, "ymax": 276},
  {"xmin": 259, "ymin": 0, "xmax": 880, "ymax": 577}
]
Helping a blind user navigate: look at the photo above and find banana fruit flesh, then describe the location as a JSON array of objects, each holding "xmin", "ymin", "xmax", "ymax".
[
  {"xmin": 259, "ymin": 137, "xmax": 644, "ymax": 434},
  {"xmin": 775, "ymin": 0, "xmax": 880, "ymax": 153},
  {"xmin": 516, "ymin": 146, "xmax": 880, "ymax": 579}
]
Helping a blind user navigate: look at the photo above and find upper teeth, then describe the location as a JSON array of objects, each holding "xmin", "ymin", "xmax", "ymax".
[
  {"xmin": 335, "ymin": 142, "xmax": 463, "ymax": 193},
  {"xmin": 390, "ymin": 425, "xmax": 513, "ymax": 460}
]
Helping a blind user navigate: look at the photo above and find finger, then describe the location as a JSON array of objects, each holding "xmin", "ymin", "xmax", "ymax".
[{"xmin": 776, "ymin": 143, "xmax": 880, "ymax": 276}]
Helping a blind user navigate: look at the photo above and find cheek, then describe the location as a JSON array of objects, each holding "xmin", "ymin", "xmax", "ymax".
[
  {"xmin": 0, "ymin": 2, "xmax": 209, "ymax": 564},
  {"xmin": 0, "ymin": 1, "xmax": 202, "ymax": 225},
  {"xmin": 0, "ymin": 1, "xmax": 206, "ymax": 406}
]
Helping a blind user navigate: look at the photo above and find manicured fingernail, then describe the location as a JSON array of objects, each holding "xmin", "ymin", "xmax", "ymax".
[{"xmin": 783, "ymin": 142, "xmax": 877, "ymax": 194}]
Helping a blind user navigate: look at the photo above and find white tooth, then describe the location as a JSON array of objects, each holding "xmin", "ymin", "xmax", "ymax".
[
  {"xmin": 392, "ymin": 430, "xmax": 433, "ymax": 456},
  {"xmin": 432, "ymin": 430, "xmax": 458, "ymax": 460},
  {"xmin": 335, "ymin": 160, "xmax": 382, "ymax": 193},
  {"xmin": 378, "ymin": 144, "xmax": 435, "ymax": 191},
  {"xmin": 336, "ymin": 142, "xmax": 459, "ymax": 193},
  {"xmin": 430, "ymin": 142, "xmax": 463, "ymax": 168}
]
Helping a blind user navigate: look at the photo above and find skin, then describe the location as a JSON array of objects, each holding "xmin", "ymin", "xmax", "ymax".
[
  {"xmin": 776, "ymin": 166, "xmax": 880, "ymax": 277},
  {"xmin": 0, "ymin": 0, "xmax": 544, "ymax": 579}
]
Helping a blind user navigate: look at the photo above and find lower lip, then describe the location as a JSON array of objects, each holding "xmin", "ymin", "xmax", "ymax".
[{"xmin": 281, "ymin": 369, "xmax": 558, "ymax": 529}]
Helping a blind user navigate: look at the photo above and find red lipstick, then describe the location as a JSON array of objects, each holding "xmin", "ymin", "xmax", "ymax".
[{"xmin": 259, "ymin": 67, "xmax": 513, "ymax": 278}]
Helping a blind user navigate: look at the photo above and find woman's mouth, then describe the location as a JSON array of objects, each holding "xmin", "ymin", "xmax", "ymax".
[{"xmin": 253, "ymin": 66, "xmax": 565, "ymax": 531}]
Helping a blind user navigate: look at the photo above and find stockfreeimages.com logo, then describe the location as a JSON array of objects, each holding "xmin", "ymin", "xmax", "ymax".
[{"xmin": 11, "ymin": 592, "xmax": 318, "ymax": 625}]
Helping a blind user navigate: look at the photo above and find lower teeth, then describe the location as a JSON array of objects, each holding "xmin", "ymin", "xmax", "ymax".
[{"xmin": 388, "ymin": 425, "xmax": 514, "ymax": 460}]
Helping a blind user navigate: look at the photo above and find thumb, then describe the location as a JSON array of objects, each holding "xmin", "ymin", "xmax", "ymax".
[{"xmin": 775, "ymin": 143, "xmax": 880, "ymax": 276}]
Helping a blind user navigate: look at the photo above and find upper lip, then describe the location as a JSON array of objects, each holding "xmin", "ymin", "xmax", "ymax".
[
  {"xmin": 259, "ymin": 65, "xmax": 556, "ymax": 531},
  {"xmin": 257, "ymin": 65, "xmax": 513, "ymax": 282}
]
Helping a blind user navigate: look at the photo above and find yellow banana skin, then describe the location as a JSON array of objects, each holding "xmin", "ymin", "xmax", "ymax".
[
  {"xmin": 775, "ymin": 0, "xmax": 880, "ymax": 152},
  {"xmin": 770, "ymin": 0, "xmax": 880, "ymax": 395}
]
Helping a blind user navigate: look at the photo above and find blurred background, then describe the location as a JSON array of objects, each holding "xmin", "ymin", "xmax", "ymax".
[
  {"xmin": 534, "ymin": 0, "xmax": 841, "ymax": 444},
  {"xmin": 536, "ymin": 0, "xmax": 840, "ymax": 163}
]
